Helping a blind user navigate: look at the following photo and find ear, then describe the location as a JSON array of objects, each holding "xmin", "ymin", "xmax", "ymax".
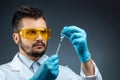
[{"xmin": 12, "ymin": 33, "xmax": 19, "ymax": 44}]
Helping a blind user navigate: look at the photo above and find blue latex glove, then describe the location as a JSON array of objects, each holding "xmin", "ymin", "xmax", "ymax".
[
  {"xmin": 30, "ymin": 54, "xmax": 59, "ymax": 80},
  {"xmin": 61, "ymin": 26, "xmax": 91, "ymax": 62}
]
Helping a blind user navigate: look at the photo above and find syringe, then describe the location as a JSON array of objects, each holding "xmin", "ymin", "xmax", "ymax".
[{"xmin": 56, "ymin": 36, "xmax": 64, "ymax": 55}]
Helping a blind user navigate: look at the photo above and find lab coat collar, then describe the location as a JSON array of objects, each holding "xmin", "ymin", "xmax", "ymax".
[
  {"xmin": 10, "ymin": 52, "xmax": 49, "ymax": 79},
  {"xmin": 10, "ymin": 53, "xmax": 23, "ymax": 71},
  {"xmin": 10, "ymin": 53, "xmax": 34, "ymax": 79},
  {"xmin": 10, "ymin": 52, "xmax": 49, "ymax": 71},
  {"xmin": 18, "ymin": 53, "xmax": 34, "ymax": 69}
]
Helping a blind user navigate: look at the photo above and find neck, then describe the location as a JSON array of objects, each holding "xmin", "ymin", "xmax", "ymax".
[{"xmin": 19, "ymin": 50, "xmax": 41, "ymax": 62}]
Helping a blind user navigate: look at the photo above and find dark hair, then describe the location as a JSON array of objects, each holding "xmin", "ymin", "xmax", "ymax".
[{"xmin": 12, "ymin": 5, "xmax": 46, "ymax": 32}]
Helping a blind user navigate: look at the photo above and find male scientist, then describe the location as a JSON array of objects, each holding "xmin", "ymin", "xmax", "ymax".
[{"xmin": 0, "ymin": 5, "xmax": 102, "ymax": 80}]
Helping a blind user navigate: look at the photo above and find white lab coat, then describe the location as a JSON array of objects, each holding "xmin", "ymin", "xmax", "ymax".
[{"xmin": 0, "ymin": 53, "xmax": 102, "ymax": 80}]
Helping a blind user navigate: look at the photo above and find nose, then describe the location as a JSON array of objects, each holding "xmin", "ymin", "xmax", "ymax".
[{"xmin": 36, "ymin": 34, "xmax": 43, "ymax": 41}]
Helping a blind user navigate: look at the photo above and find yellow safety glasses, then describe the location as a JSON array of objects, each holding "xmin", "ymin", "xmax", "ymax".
[{"xmin": 16, "ymin": 28, "xmax": 51, "ymax": 40}]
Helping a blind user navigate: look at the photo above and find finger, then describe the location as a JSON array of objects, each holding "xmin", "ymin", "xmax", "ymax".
[
  {"xmin": 47, "ymin": 54, "xmax": 59, "ymax": 62},
  {"xmin": 49, "ymin": 59, "xmax": 59, "ymax": 69},
  {"xmin": 61, "ymin": 26, "xmax": 85, "ymax": 34},
  {"xmin": 51, "ymin": 69, "xmax": 59, "ymax": 76},
  {"xmin": 46, "ymin": 55, "xmax": 59, "ymax": 69},
  {"xmin": 72, "ymin": 38, "xmax": 85, "ymax": 46},
  {"xmin": 70, "ymin": 33, "xmax": 85, "ymax": 41},
  {"xmin": 53, "ymin": 59, "xmax": 59, "ymax": 65},
  {"xmin": 51, "ymin": 69, "xmax": 59, "ymax": 79},
  {"xmin": 50, "ymin": 64, "xmax": 59, "ymax": 71},
  {"xmin": 47, "ymin": 61, "xmax": 59, "ymax": 71},
  {"xmin": 61, "ymin": 26, "xmax": 86, "ymax": 38}
]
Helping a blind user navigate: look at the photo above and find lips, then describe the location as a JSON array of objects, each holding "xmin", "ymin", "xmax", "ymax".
[{"xmin": 33, "ymin": 42, "xmax": 45, "ymax": 48}]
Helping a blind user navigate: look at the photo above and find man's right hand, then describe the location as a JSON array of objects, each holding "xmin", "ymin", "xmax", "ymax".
[{"xmin": 30, "ymin": 54, "xmax": 59, "ymax": 80}]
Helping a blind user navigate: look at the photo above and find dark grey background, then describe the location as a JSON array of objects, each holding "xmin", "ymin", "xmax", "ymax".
[{"xmin": 0, "ymin": 0, "xmax": 120, "ymax": 80}]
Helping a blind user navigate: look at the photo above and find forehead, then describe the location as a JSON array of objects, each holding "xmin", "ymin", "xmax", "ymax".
[{"xmin": 21, "ymin": 17, "xmax": 47, "ymax": 29}]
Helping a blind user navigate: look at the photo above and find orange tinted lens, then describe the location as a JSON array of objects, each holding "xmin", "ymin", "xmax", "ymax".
[{"xmin": 18, "ymin": 28, "xmax": 51, "ymax": 40}]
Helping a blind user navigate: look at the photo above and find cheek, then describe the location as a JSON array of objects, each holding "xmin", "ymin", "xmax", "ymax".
[
  {"xmin": 43, "ymin": 40, "xmax": 48, "ymax": 47},
  {"xmin": 20, "ymin": 38, "xmax": 33, "ymax": 47}
]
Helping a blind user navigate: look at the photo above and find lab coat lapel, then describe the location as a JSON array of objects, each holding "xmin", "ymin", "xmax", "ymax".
[
  {"xmin": 19, "ymin": 63, "xmax": 33, "ymax": 79},
  {"xmin": 10, "ymin": 53, "xmax": 34, "ymax": 79}
]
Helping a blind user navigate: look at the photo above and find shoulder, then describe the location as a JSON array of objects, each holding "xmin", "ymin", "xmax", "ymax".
[
  {"xmin": 0, "ymin": 62, "xmax": 11, "ymax": 79},
  {"xmin": 0, "ymin": 62, "xmax": 11, "ymax": 71}
]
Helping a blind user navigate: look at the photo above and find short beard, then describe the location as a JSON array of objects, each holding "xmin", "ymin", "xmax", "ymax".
[
  {"xmin": 19, "ymin": 36, "xmax": 46, "ymax": 58},
  {"xmin": 27, "ymin": 48, "xmax": 46, "ymax": 58}
]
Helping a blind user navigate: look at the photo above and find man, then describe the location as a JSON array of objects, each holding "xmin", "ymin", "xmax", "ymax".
[{"xmin": 0, "ymin": 5, "xmax": 102, "ymax": 80}]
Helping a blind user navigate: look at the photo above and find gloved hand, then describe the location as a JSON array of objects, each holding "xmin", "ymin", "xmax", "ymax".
[
  {"xmin": 30, "ymin": 54, "xmax": 59, "ymax": 80},
  {"xmin": 61, "ymin": 26, "xmax": 91, "ymax": 62}
]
